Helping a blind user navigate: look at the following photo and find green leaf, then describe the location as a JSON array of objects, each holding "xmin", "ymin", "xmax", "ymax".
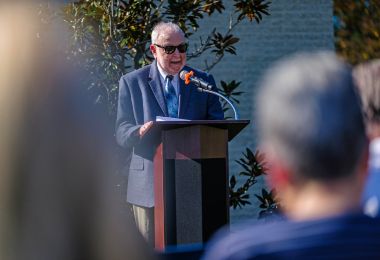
[{"xmin": 230, "ymin": 175, "xmax": 237, "ymax": 188}]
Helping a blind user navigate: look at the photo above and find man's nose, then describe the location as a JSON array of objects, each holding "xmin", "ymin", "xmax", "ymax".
[{"xmin": 172, "ymin": 47, "xmax": 181, "ymax": 55}]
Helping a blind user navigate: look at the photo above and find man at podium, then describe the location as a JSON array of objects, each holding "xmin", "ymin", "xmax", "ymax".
[{"xmin": 115, "ymin": 21, "xmax": 223, "ymax": 245}]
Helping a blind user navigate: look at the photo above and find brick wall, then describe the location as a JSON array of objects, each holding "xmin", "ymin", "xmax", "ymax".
[{"xmin": 187, "ymin": 0, "xmax": 334, "ymax": 223}]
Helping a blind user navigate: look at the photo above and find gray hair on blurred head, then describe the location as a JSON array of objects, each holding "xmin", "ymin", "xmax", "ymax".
[
  {"xmin": 353, "ymin": 59, "xmax": 380, "ymax": 123},
  {"xmin": 256, "ymin": 51, "xmax": 366, "ymax": 181}
]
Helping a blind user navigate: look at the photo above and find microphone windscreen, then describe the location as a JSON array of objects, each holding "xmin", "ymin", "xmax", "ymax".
[{"xmin": 179, "ymin": 70, "xmax": 188, "ymax": 80}]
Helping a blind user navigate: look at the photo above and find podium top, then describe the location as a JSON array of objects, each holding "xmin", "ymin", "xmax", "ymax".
[{"xmin": 142, "ymin": 120, "xmax": 250, "ymax": 142}]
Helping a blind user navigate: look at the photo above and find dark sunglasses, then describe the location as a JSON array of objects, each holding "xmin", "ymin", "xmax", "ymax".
[{"xmin": 154, "ymin": 43, "xmax": 188, "ymax": 54}]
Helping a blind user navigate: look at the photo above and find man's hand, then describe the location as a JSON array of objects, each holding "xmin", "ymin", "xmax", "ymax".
[{"xmin": 139, "ymin": 121, "xmax": 154, "ymax": 137}]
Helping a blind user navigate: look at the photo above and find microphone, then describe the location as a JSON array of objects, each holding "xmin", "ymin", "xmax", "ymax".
[{"xmin": 179, "ymin": 70, "xmax": 213, "ymax": 90}]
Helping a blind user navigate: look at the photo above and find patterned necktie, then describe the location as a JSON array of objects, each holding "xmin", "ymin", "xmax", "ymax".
[{"xmin": 164, "ymin": 75, "xmax": 178, "ymax": 118}]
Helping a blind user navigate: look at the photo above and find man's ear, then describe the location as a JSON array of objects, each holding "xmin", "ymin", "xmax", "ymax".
[
  {"xmin": 150, "ymin": 44, "xmax": 157, "ymax": 58},
  {"xmin": 266, "ymin": 156, "xmax": 292, "ymax": 192}
]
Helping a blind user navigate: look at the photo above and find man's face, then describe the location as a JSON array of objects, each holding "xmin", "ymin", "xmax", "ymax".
[{"xmin": 150, "ymin": 29, "xmax": 186, "ymax": 75}]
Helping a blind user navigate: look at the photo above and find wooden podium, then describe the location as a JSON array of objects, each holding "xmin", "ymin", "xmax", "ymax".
[{"xmin": 143, "ymin": 120, "xmax": 249, "ymax": 250}]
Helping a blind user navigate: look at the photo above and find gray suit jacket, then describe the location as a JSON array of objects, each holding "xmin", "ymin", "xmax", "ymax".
[{"xmin": 116, "ymin": 61, "xmax": 223, "ymax": 207}]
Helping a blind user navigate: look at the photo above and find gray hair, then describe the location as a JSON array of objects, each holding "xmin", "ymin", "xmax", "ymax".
[
  {"xmin": 256, "ymin": 51, "xmax": 366, "ymax": 181},
  {"xmin": 353, "ymin": 59, "xmax": 380, "ymax": 123},
  {"xmin": 151, "ymin": 21, "xmax": 184, "ymax": 44}
]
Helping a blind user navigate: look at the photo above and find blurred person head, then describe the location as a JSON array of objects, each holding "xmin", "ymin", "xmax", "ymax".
[
  {"xmin": 256, "ymin": 51, "xmax": 368, "ymax": 220},
  {"xmin": 353, "ymin": 59, "xmax": 380, "ymax": 140},
  {"xmin": 0, "ymin": 2, "xmax": 152, "ymax": 260},
  {"xmin": 150, "ymin": 21, "xmax": 187, "ymax": 75}
]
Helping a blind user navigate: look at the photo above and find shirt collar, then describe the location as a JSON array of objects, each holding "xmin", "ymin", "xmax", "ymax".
[
  {"xmin": 156, "ymin": 62, "xmax": 180, "ymax": 93},
  {"xmin": 158, "ymin": 61, "xmax": 181, "ymax": 79}
]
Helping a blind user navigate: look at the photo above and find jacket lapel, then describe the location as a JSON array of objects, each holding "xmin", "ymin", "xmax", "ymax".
[{"xmin": 148, "ymin": 61, "xmax": 168, "ymax": 116}]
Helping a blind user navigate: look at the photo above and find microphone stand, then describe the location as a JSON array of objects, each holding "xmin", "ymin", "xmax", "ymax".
[{"xmin": 197, "ymin": 88, "xmax": 240, "ymax": 120}]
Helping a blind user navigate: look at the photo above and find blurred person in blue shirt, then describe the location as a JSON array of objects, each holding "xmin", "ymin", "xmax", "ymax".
[{"xmin": 202, "ymin": 52, "xmax": 380, "ymax": 260}]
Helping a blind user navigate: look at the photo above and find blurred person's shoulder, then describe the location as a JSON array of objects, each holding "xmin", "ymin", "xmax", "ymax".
[
  {"xmin": 202, "ymin": 217, "xmax": 287, "ymax": 260},
  {"xmin": 202, "ymin": 213, "xmax": 380, "ymax": 260}
]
